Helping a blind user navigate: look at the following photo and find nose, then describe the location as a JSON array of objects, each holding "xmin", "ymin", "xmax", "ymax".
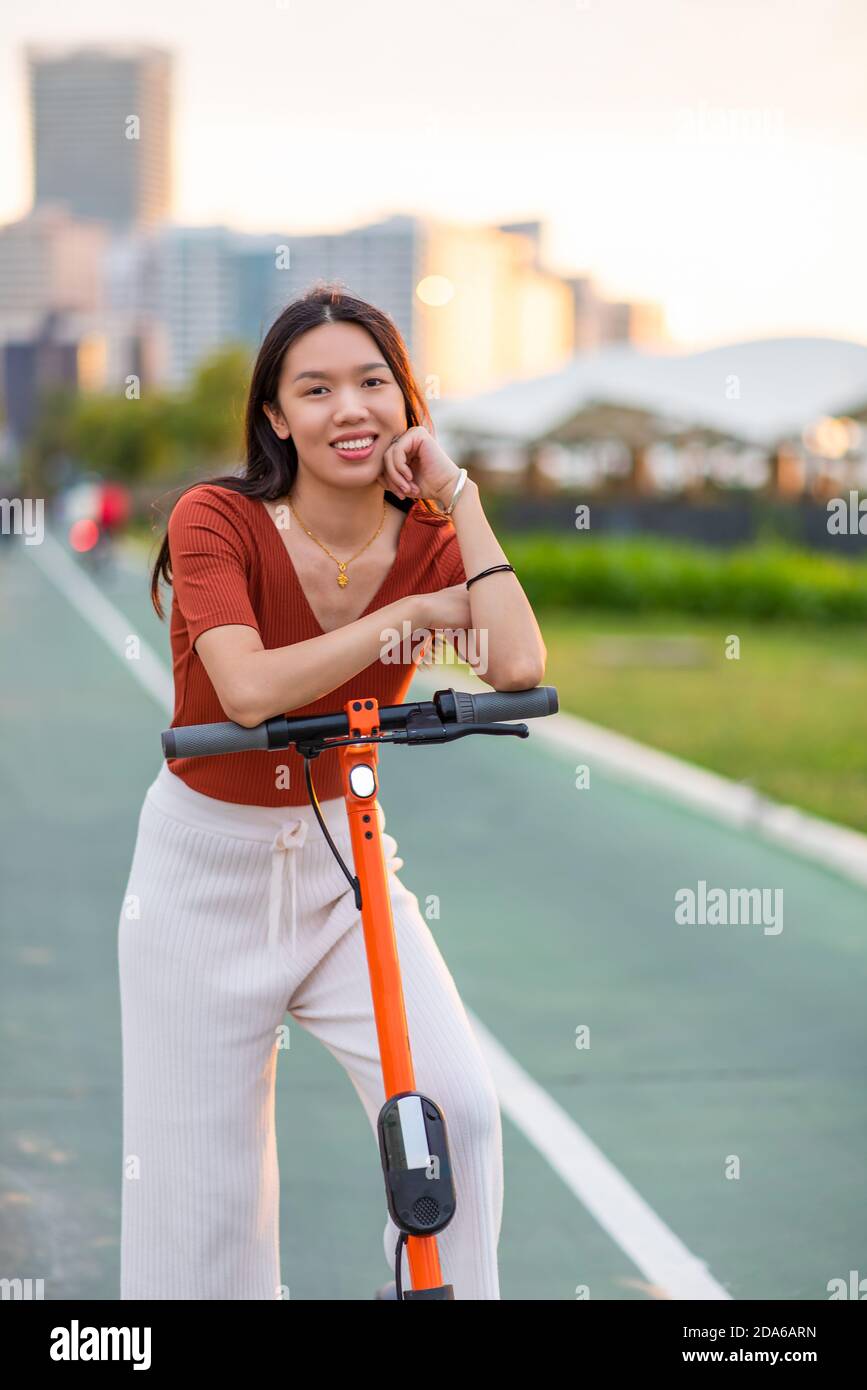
[{"xmin": 332, "ymin": 388, "xmax": 373, "ymax": 420}]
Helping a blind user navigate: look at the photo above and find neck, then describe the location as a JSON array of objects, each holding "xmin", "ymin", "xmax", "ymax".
[{"xmin": 287, "ymin": 474, "xmax": 389, "ymax": 550}]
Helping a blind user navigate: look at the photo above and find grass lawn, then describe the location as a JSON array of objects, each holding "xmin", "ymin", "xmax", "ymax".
[{"xmin": 533, "ymin": 609, "xmax": 867, "ymax": 837}]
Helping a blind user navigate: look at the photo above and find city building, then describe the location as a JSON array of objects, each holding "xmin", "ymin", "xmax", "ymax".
[{"xmin": 26, "ymin": 43, "xmax": 172, "ymax": 229}]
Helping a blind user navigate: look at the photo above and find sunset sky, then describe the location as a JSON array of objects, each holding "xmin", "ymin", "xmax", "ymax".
[{"xmin": 1, "ymin": 0, "xmax": 865, "ymax": 350}]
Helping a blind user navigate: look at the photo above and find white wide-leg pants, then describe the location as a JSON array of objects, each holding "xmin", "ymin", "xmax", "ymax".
[{"xmin": 117, "ymin": 763, "xmax": 503, "ymax": 1300}]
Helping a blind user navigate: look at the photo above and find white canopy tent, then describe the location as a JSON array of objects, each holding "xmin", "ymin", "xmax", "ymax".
[{"xmin": 430, "ymin": 337, "xmax": 867, "ymax": 452}]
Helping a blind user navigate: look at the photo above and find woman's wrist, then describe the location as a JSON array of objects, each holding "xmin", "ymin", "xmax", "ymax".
[
  {"xmin": 431, "ymin": 473, "xmax": 475, "ymax": 516},
  {"xmin": 444, "ymin": 474, "xmax": 477, "ymax": 516},
  {"xmin": 412, "ymin": 591, "xmax": 432, "ymax": 628},
  {"xmin": 431, "ymin": 464, "xmax": 466, "ymax": 510},
  {"xmin": 386, "ymin": 591, "xmax": 430, "ymax": 630}
]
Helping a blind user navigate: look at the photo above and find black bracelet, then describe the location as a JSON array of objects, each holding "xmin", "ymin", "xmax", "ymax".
[{"xmin": 466, "ymin": 563, "xmax": 515, "ymax": 590}]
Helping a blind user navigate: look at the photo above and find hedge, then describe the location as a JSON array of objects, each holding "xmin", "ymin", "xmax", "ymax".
[{"xmin": 497, "ymin": 534, "xmax": 867, "ymax": 623}]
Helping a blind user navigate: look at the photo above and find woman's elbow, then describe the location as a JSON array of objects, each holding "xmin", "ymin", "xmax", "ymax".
[
  {"xmin": 512, "ymin": 654, "xmax": 547, "ymax": 689},
  {"xmin": 228, "ymin": 703, "xmax": 264, "ymax": 729},
  {"xmin": 222, "ymin": 681, "xmax": 265, "ymax": 728},
  {"xmin": 484, "ymin": 659, "xmax": 546, "ymax": 691},
  {"xmin": 503, "ymin": 669, "xmax": 546, "ymax": 691}
]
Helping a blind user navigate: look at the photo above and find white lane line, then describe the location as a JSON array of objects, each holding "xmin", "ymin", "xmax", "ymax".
[
  {"xmin": 469, "ymin": 1013, "xmax": 731, "ymax": 1300},
  {"xmin": 27, "ymin": 532, "xmax": 173, "ymax": 714},
  {"xmin": 29, "ymin": 536, "xmax": 733, "ymax": 1300},
  {"xmin": 412, "ymin": 665, "xmax": 867, "ymax": 893}
]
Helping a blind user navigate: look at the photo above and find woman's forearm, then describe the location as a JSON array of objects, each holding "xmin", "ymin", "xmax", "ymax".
[
  {"xmin": 448, "ymin": 479, "xmax": 547, "ymax": 688},
  {"xmin": 239, "ymin": 593, "xmax": 429, "ymax": 725}
]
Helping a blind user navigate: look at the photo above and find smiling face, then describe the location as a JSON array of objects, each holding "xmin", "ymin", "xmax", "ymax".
[{"xmin": 262, "ymin": 320, "xmax": 408, "ymax": 485}]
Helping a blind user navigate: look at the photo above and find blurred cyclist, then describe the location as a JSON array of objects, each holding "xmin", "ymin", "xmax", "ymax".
[{"xmin": 61, "ymin": 475, "xmax": 131, "ymax": 572}]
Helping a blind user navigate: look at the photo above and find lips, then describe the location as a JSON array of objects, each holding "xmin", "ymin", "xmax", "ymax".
[{"xmin": 330, "ymin": 434, "xmax": 379, "ymax": 459}]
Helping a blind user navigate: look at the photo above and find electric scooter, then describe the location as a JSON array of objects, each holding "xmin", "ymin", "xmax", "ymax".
[{"xmin": 161, "ymin": 682, "xmax": 559, "ymax": 1299}]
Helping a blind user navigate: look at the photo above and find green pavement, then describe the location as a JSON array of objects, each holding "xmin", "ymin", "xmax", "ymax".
[{"xmin": 1, "ymin": 536, "xmax": 864, "ymax": 1300}]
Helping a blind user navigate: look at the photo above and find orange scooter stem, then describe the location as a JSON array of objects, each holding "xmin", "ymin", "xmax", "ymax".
[{"xmin": 337, "ymin": 695, "xmax": 451, "ymax": 1298}]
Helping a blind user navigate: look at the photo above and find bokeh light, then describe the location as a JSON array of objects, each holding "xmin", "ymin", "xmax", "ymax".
[{"xmin": 69, "ymin": 519, "xmax": 100, "ymax": 552}]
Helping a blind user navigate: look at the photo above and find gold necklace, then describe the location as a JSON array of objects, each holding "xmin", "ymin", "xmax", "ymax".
[{"xmin": 286, "ymin": 495, "xmax": 387, "ymax": 588}]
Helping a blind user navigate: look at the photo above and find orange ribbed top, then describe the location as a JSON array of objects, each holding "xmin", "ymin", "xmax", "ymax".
[{"xmin": 165, "ymin": 483, "xmax": 467, "ymax": 805}]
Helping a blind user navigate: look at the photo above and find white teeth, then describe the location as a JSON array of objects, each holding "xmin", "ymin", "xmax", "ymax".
[{"xmin": 331, "ymin": 436, "xmax": 375, "ymax": 450}]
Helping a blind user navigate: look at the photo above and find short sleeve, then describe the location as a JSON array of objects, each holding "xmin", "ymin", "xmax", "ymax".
[
  {"xmin": 437, "ymin": 529, "xmax": 467, "ymax": 587},
  {"xmin": 168, "ymin": 486, "xmax": 261, "ymax": 647}
]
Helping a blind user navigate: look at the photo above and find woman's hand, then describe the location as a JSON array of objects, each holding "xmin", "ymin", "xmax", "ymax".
[
  {"xmin": 376, "ymin": 426, "xmax": 461, "ymax": 508},
  {"xmin": 414, "ymin": 584, "xmax": 479, "ymax": 672},
  {"xmin": 419, "ymin": 583, "xmax": 473, "ymax": 632}
]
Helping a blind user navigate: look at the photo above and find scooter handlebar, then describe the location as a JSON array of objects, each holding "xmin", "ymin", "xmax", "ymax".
[
  {"xmin": 162, "ymin": 721, "xmax": 272, "ymax": 760},
  {"xmin": 447, "ymin": 685, "xmax": 558, "ymax": 724},
  {"xmin": 161, "ymin": 685, "xmax": 559, "ymax": 761}
]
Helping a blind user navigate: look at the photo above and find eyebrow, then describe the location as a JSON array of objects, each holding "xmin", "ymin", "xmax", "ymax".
[{"xmin": 291, "ymin": 361, "xmax": 390, "ymax": 383}]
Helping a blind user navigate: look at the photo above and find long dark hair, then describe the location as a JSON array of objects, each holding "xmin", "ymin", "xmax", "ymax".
[{"xmin": 149, "ymin": 281, "xmax": 442, "ymax": 619}]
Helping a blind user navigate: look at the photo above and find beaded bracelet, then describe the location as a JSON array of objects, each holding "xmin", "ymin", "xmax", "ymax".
[{"xmin": 465, "ymin": 563, "xmax": 515, "ymax": 590}]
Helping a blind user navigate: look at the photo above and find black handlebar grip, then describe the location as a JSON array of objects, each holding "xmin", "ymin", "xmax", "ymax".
[
  {"xmin": 162, "ymin": 722, "xmax": 272, "ymax": 759},
  {"xmin": 451, "ymin": 685, "xmax": 559, "ymax": 724}
]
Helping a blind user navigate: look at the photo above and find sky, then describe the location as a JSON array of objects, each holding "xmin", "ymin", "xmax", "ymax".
[{"xmin": 1, "ymin": 0, "xmax": 866, "ymax": 351}]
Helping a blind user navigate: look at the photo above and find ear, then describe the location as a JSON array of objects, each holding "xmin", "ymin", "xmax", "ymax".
[{"xmin": 263, "ymin": 401, "xmax": 290, "ymax": 439}]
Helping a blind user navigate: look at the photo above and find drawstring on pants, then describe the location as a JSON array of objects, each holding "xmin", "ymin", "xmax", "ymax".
[
  {"xmin": 265, "ymin": 804, "xmax": 404, "ymax": 955},
  {"xmin": 268, "ymin": 819, "xmax": 309, "ymax": 954}
]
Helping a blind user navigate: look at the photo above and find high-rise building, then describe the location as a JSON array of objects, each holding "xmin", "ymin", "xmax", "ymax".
[
  {"xmin": 26, "ymin": 44, "xmax": 172, "ymax": 229},
  {"xmin": 141, "ymin": 226, "xmax": 240, "ymax": 389},
  {"xmin": 210, "ymin": 213, "xmax": 580, "ymax": 396},
  {"xmin": 0, "ymin": 205, "xmax": 108, "ymax": 325}
]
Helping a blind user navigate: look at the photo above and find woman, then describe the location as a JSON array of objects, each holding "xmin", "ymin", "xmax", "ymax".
[{"xmin": 118, "ymin": 283, "xmax": 547, "ymax": 1301}]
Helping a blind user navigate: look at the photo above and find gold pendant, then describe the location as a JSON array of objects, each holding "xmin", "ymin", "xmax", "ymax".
[{"xmin": 337, "ymin": 564, "xmax": 348, "ymax": 588}]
